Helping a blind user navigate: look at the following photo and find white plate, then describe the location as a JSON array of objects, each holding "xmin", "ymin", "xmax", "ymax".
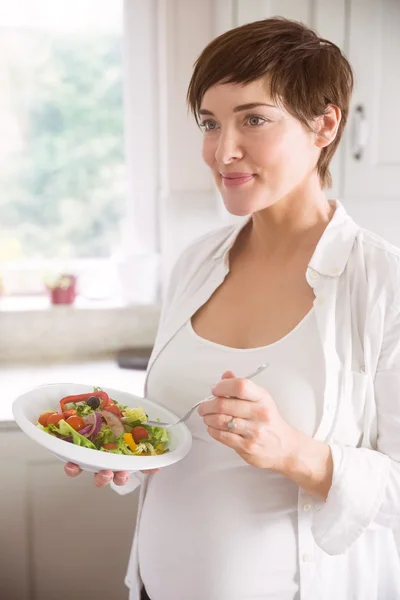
[{"xmin": 12, "ymin": 382, "xmax": 192, "ymax": 473}]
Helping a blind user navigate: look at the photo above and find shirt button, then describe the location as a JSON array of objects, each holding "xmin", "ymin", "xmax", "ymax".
[
  {"xmin": 309, "ymin": 270, "xmax": 319, "ymax": 280},
  {"xmin": 302, "ymin": 553, "xmax": 314, "ymax": 563},
  {"xmin": 303, "ymin": 503, "xmax": 312, "ymax": 512},
  {"xmin": 316, "ymin": 296, "xmax": 325, "ymax": 306},
  {"xmin": 332, "ymin": 267, "xmax": 341, "ymax": 275},
  {"xmin": 359, "ymin": 366, "xmax": 365, "ymax": 373}
]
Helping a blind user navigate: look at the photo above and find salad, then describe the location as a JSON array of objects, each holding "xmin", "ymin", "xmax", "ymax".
[{"xmin": 36, "ymin": 388, "xmax": 169, "ymax": 456}]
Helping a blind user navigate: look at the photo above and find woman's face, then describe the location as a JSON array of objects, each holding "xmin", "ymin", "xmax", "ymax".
[{"xmin": 199, "ymin": 79, "xmax": 322, "ymax": 216}]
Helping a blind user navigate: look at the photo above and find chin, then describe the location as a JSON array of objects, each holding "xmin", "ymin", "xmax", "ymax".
[
  {"xmin": 223, "ymin": 204, "xmax": 252, "ymax": 217},
  {"xmin": 221, "ymin": 193, "xmax": 273, "ymax": 217}
]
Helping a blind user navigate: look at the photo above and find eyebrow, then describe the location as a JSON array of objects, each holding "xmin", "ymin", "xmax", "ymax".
[{"xmin": 198, "ymin": 102, "xmax": 278, "ymax": 116}]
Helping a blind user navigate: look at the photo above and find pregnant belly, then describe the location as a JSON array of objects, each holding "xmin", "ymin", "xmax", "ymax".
[{"xmin": 138, "ymin": 441, "xmax": 300, "ymax": 600}]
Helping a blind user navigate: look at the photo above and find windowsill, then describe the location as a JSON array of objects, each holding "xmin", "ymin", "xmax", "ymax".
[
  {"xmin": 0, "ymin": 300, "xmax": 161, "ymax": 364},
  {"xmin": 0, "ymin": 294, "xmax": 141, "ymax": 312}
]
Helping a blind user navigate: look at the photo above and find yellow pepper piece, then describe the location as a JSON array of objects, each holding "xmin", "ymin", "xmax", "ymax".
[
  {"xmin": 124, "ymin": 433, "xmax": 137, "ymax": 452},
  {"xmin": 156, "ymin": 444, "xmax": 165, "ymax": 455}
]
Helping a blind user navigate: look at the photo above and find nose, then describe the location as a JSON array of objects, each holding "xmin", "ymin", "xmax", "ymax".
[{"xmin": 215, "ymin": 130, "xmax": 243, "ymax": 164}]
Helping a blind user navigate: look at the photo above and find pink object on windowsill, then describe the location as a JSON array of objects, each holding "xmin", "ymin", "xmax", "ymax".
[{"xmin": 48, "ymin": 274, "xmax": 77, "ymax": 306}]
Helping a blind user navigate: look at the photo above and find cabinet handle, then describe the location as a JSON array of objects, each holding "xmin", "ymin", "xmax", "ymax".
[{"xmin": 352, "ymin": 104, "xmax": 369, "ymax": 161}]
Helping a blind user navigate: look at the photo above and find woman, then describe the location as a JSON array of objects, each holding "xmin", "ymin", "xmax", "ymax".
[{"xmin": 66, "ymin": 17, "xmax": 400, "ymax": 600}]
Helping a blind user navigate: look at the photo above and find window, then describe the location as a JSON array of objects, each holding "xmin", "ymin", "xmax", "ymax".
[{"xmin": 0, "ymin": 0, "xmax": 125, "ymax": 301}]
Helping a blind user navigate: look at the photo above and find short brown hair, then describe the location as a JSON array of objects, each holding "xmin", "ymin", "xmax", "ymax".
[{"xmin": 187, "ymin": 17, "xmax": 354, "ymax": 189}]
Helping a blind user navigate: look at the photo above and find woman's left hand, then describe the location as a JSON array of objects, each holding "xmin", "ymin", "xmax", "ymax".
[{"xmin": 198, "ymin": 370, "xmax": 300, "ymax": 472}]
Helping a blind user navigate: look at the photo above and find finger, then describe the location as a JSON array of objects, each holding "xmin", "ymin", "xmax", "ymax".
[
  {"xmin": 141, "ymin": 468, "xmax": 160, "ymax": 475},
  {"xmin": 207, "ymin": 426, "xmax": 247, "ymax": 451},
  {"xmin": 113, "ymin": 471, "xmax": 130, "ymax": 486},
  {"xmin": 203, "ymin": 414, "xmax": 253, "ymax": 437},
  {"xmin": 64, "ymin": 462, "xmax": 82, "ymax": 477},
  {"xmin": 211, "ymin": 377, "xmax": 265, "ymax": 403},
  {"xmin": 94, "ymin": 469, "xmax": 114, "ymax": 487},
  {"xmin": 221, "ymin": 370, "xmax": 236, "ymax": 379},
  {"xmin": 198, "ymin": 396, "xmax": 260, "ymax": 419}
]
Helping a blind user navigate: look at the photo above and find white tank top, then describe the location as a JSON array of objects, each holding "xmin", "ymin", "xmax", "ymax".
[{"xmin": 138, "ymin": 309, "xmax": 325, "ymax": 600}]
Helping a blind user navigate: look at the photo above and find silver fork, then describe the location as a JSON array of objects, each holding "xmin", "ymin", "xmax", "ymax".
[{"xmin": 145, "ymin": 363, "xmax": 269, "ymax": 429}]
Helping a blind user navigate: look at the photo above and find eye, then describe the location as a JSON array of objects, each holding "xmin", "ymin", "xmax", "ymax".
[
  {"xmin": 199, "ymin": 119, "xmax": 219, "ymax": 132},
  {"xmin": 246, "ymin": 115, "xmax": 268, "ymax": 127}
]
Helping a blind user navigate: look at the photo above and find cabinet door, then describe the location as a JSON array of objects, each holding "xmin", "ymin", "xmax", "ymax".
[
  {"xmin": 0, "ymin": 429, "xmax": 137, "ymax": 600},
  {"xmin": 344, "ymin": 0, "xmax": 400, "ymax": 201},
  {"xmin": 231, "ymin": 0, "xmax": 346, "ymax": 199}
]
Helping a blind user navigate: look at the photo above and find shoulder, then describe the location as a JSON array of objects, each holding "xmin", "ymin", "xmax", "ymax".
[
  {"xmin": 170, "ymin": 223, "xmax": 238, "ymax": 279},
  {"xmin": 358, "ymin": 227, "xmax": 400, "ymax": 276},
  {"xmin": 163, "ymin": 222, "xmax": 238, "ymax": 301},
  {"xmin": 181, "ymin": 223, "xmax": 238, "ymax": 261},
  {"xmin": 359, "ymin": 227, "xmax": 400, "ymax": 261},
  {"xmin": 355, "ymin": 227, "xmax": 400, "ymax": 307}
]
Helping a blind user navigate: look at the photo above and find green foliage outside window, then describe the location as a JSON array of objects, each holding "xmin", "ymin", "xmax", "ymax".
[{"xmin": 0, "ymin": 30, "xmax": 126, "ymax": 260}]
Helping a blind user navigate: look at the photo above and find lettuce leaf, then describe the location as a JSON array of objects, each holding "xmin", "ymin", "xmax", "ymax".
[
  {"xmin": 147, "ymin": 425, "xmax": 169, "ymax": 449},
  {"xmin": 57, "ymin": 419, "xmax": 96, "ymax": 450},
  {"xmin": 101, "ymin": 434, "xmax": 134, "ymax": 455},
  {"xmin": 123, "ymin": 407, "xmax": 147, "ymax": 425},
  {"xmin": 93, "ymin": 425, "xmax": 115, "ymax": 449},
  {"xmin": 73, "ymin": 402, "xmax": 94, "ymax": 417}
]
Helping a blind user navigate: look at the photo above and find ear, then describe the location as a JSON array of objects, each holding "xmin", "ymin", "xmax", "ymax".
[{"xmin": 315, "ymin": 104, "xmax": 342, "ymax": 149}]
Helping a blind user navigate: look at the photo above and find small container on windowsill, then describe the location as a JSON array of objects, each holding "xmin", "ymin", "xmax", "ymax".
[{"xmin": 47, "ymin": 274, "xmax": 77, "ymax": 306}]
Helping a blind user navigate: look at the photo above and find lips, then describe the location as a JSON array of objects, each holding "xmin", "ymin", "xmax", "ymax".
[{"xmin": 221, "ymin": 173, "xmax": 255, "ymax": 187}]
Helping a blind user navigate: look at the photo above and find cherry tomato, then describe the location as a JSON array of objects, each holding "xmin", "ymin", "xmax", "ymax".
[
  {"xmin": 63, "ymin": 409, "xmax": 77, "ymax": 419},
  {"xmin": 103, "ymin": 443, "xmax": 117, "ymax": 450},
  {"xmin": 47, "ymin": 413, "xmax": 64, "ymax": 427},
  {"xmin": 103, "ymin": 404, "xmax": 121, "ymax": 417},
  {"xmin": 38, "ymin": 412, "xmax": 55, "ymax": 427},
  {"xmin": 66, "ymin": 415, "xmax": 86, "ymax": 432},
  {"xmin": 132, "ymin": 426, "xmax": 149, "ymax": 443}
]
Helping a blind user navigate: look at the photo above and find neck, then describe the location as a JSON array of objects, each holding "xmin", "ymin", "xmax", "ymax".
[{"xmin": 248, "ymin": 181, "xmax": 334, "ymax": 258}]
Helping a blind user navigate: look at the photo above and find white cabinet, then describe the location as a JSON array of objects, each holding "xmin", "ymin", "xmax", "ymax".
[
  {"xmin": 0, "ymin": 427, "xmax": 138, "ymax": 600},
  {"xmin": 343, "ymin": 0, "xmax": 400, "ymax": 201},
  {"xmin": 340, "ymin": 0, "xmax": 400, "ymax": 244},
  {"xmin": 235, "ymin": 0, "xmax": 314, "ymax": 25}
]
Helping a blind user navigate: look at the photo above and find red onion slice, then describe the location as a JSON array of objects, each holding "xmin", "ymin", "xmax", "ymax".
[
  {"xmin": 80, "ymin": 412, "xmax": 103, "ymax": 440},
  {"xmin": 78, "ymin": 425, "xmax": 92, "ymax": 436},
  {"xmin": 89, "ymin": 412, "xmax": 103, "ymax": 440}
]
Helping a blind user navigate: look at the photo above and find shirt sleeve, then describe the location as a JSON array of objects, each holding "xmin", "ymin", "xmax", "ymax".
[
  {"xmin": 312, "ymin": 299, "xmax": 400, "ymax": 555},
  {"xmin": 109, "ymin": 471, "xmax": 145, "ymax": 496}
]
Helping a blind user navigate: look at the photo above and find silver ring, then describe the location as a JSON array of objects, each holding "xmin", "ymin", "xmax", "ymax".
[{"xmin": 227, "ymin": 417, "xmax": 237, "ymax": 431}]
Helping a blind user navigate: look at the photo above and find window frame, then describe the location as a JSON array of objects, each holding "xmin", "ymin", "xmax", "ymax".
[{"xmin": 0, "ymin": 0, "xmax": 162, "ymax": 306}]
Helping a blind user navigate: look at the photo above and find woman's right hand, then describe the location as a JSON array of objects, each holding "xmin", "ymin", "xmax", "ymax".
[{"xmin": 64, "ymin": 462, "xmax": 159, "ymax": 487}]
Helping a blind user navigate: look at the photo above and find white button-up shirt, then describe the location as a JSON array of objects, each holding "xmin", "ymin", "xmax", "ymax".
[{"xmin": 113, "ymin": 201, "xmax": 400, "ymax": 600}]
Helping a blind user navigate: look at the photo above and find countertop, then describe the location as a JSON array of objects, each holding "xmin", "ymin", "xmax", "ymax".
[{"xmin": 1, "ymin": 360, "xmax": 147, "ymax": 424}]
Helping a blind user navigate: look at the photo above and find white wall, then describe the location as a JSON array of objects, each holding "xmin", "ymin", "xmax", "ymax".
[{"xmin": 158, "ymin": 0, "xmax": 221, "ymax": 287}]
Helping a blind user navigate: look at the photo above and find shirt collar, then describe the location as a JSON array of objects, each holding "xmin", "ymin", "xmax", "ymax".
[{"xmin": 211, "ymin": 200, "xmax": 360, "ymax": 278}]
